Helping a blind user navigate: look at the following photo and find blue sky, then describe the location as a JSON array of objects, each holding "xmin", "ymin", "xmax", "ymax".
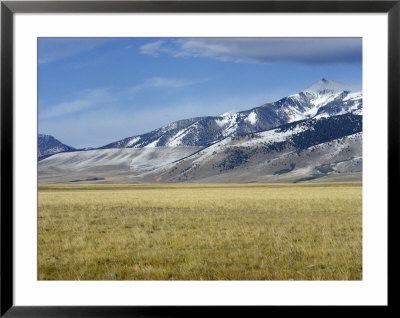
[{"xmin": 38, "ymin": 37, "xmax": 362, "ymax": 148}]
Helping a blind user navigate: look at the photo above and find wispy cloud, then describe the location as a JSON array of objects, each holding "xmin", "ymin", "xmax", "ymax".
[
  {"xmin": 38, "ymin": 38, "xmax": 110, "ymax": 64},
  {"xmin": 39, "ymin": 89, "xmax": 283, "ymax": 148},
  {"xmin": 40, "ymin": 76, "xmax": 204, "ymax": 121},
  {"xmin": 40, "ymin": 88, "xmax": 114, "ymax": 119},
  {"xmin": 139, "ymin": 38, "xmax": 362, "ymax": 65},
  {"xmin": 40, "ymin": 75, "xmax": 204, "ymax": 121},
  {"xmin": 139, "ymin": 40, "xmax": 170, "ymax": 57},
  {"xmin": 130, "ymin": 77, "xmax": 205, "ymax": 93}
]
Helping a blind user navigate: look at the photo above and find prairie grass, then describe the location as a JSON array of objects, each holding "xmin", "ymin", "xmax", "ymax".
[{"xmin": 38, "ymin": 182, "xmax": 362, "ymax": 280}]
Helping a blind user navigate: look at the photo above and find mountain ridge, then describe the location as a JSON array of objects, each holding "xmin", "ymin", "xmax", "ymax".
[
  {"xmin": 99, "ymin": 78, "xmax": 362, "ymax": 149},
  {"xmin": 38, "ymin": 78, "xmax": 363, "ymax": 183},
  {"xmin": 38, "ymin": 113, "xmax": 362, "ymax": 184},
  {"xmin": 38, "ymin": 134, "xmax": 75, "ymax": 160}
]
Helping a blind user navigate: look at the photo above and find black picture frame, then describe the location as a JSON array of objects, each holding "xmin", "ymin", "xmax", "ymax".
[{"xmin": 1, "ymin": 1, "xmax": 396, "ymax": 316}]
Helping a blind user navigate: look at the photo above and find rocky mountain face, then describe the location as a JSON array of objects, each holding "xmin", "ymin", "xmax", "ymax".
[
  {"xmin": 38, "ymin": 134, "xmax": 75, "ymax": 160},
  {"xmin": 38, "ymin": 79, "xmax": 363, "ymax": 183},
  {"xmin": 141, "ymin": 113, "xmax": 362, "ymax": 183},
  {"xmin": 100, "ymin": 79, "xmax": 362, "ymax": 149}
]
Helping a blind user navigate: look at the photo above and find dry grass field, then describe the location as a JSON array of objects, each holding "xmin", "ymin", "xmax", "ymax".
[{"xmin": 38, "ymin": 183, "xmax": 362, "ymax": 280}]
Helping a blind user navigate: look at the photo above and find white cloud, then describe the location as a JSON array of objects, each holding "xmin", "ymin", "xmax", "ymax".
[
  {"xmin": 139, "ymin": 40, "xmax": 166, "ymax": 57},
  {"xmin": 139, "ymin": 38, "xmax": 362, "ymax": 64},
  {"xmin": 130, "ymin": 77, "xmax": 205, "ymax": 93},
  {"xmin": 40, "ymin": 76, "xmax": 204, "ymax": 121},
  {"xmin": 39, "ymin": 89, "xmax": 287, "ymax": 148},
  {"xmin": 39, "ymin": 88, "xmax": 114, "ymax": 119},
  {"xmin": 38, "ymin": 38, "xmax": 109, "ymax": 64}
]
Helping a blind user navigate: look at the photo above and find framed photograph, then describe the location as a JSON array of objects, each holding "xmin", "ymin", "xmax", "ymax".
[{"xmin": 1, "ymin": 0, "xmax": 395, "ymax": 316}]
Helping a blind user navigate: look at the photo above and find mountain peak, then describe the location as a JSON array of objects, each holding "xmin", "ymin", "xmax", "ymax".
[
  {"xmin": 38, "ymin": 134, "xmax": 75, "ymax": 160},
  {"xmin": 304, "ymin": 78, "xmax": 361, "ymax": 94}
]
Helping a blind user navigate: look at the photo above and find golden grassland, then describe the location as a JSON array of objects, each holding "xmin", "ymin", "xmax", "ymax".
[{"xmin": 38, "ymin": 182, "xmax": 362, "ymax": 280}]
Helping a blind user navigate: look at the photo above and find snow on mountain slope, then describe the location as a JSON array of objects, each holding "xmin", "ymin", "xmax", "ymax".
[
  {"xmin": 38, "ymin": 78, "xmax": 363, "ymax": 184},
  {"xmin": 272, "ymin": 79, "xmax": 362, "ymax": 123},
  {"xmin": 133, "ymin": 131, "xmax": 362, "ymax": 184},
  {"xmin": 100, "ymin": 78, "xmax": 362, "ymax": 150},
  {"xmin": 245, "ymin": 111, "xmax": 258, "ymax": 125},
  {"xmin": 133, "ymin": 113, "xmax": 362, "ymax": 183},
  {"xmin": 304, "ymin": 78, "xmax": 361, "ymax": 94},
  {"xmin": 39, "ymin": 147, "xmax": 201, "ymax": 172},
  {"xmin": 195, "ymin": 132, "xmax": 362, "ymax": 184},
  {"xmin": 38, "ymin": 147, "xmax": 202, "ymax": 183},
  {"xmin": 175, "ymin": 113, "xmax": 362, "ymax": 167},
  {"xmin": 38, "ymin": 113, "xmax": 362, "ymax": 183},
  {"xmin": 38, "ymin": 134, "xmax": 75, "ymax": 160}
]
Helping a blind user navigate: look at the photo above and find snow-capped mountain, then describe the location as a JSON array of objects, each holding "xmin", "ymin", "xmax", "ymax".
[
  {"xmin": 38, "ymin": 78, "xmax": 363, "ymax": 183},
  {"xmin": 39, "ymin": 113, "xmax": 362, "ymax": 183},
  {"xmin": 38, "ymin": 134, "xmax": 75, "ymax": 160},
  {"xmin": 138, "ymin": 113, "xmax": 362, "ymax": 183},
  {"xmin": 304, "ymin": 78, "xmax": 361, "ymax": 94},
  {"xmin": 100, "ymin": 78, "xmax": 362, "ymax": 149}
]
